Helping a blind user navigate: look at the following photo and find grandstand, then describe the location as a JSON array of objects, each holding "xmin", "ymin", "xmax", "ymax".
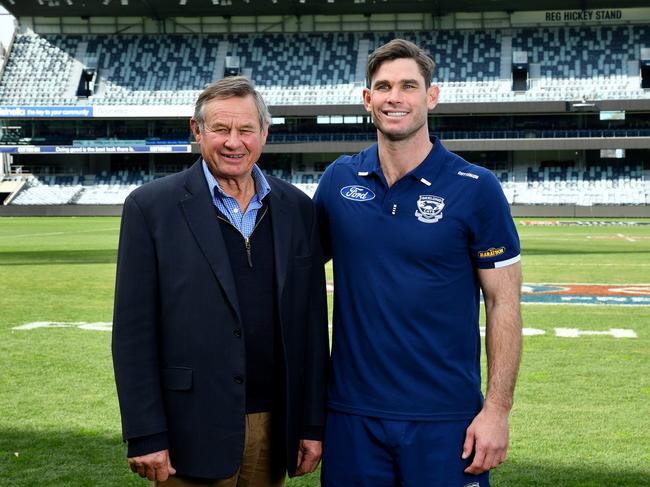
[
  {"xmin": 0, "ymin": 0, "xmax": 649, "ymax": 216},
  {"xmin": 2, "ymin": 26, "xmax": 650, "ymax": 106}
]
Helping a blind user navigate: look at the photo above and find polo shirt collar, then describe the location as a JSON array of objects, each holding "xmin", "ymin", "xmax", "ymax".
[
  {"xmin": 409, "ymin": 136, "xmax": 447, "ymax": 187},
  {"xmin": 357, "ymin": 136, "xmax": 447, "ymax": 187}
]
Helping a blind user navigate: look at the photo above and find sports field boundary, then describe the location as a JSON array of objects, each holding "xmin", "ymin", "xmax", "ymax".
[{"xmin": 1, "ymin": 203, "xmax": 648, "ymax": 218}]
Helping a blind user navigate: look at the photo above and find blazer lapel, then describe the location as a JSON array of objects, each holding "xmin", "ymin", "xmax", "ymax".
[
  {"xmin": 268, "ymin": 180, "xmax": 292, "ymax": 302},
  {"xmin": 180, "ymin": 161, "xmax": 242, "ymax": 324}
]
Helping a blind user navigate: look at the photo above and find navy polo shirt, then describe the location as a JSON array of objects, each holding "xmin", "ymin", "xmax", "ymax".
[{"xmin": 313, "ymin": 137, "xmax": 520, "ymax": 421}]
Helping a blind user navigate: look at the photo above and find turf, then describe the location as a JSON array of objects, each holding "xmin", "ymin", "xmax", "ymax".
[{"xmin": 0, "ymin": 216, "xmax": 649, "ymax": 486}]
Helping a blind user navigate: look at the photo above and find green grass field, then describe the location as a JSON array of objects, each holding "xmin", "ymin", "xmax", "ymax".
[{"xmin": 1, "ymin": 216, "xmax": 649, "ymax": 486}]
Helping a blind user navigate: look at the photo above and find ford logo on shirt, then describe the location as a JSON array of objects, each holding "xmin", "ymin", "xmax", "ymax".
[{"xmin": 340, "ymin": 185, "xmax": 375, "ymax": 202}]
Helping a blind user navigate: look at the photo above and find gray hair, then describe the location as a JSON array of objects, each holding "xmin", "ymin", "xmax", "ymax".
[{"xmin": 193, "ymin": 76, "xmax": 271, "ymax": 132}]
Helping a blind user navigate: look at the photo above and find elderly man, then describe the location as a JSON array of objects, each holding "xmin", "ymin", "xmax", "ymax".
[
  {"xmin": 314, "ymin": 39, "xmax": 522, "ymax": 487},
  {"xmin": 112, "ymin": 76, "xmax": 328, "ymax": 487}
]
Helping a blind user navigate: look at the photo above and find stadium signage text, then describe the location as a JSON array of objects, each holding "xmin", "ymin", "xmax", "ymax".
[
  {"xmin": 511, "ymin": 8, "xmax": 650, "ymax": 25},
  {"xmin": 55, "ymin": 146, "xmax": 135, "ymax": 153},
  {"xmin": 0, "ymin": 145, "xmax": 193, "ymax": 154},
  {"xmin": 0, "ymin": 105, "xmax": 192, "ymax": 118},
  {"xmin": 545, "ymin": 9, "xmax": 622, "ymax": 22},
  {"xmin": 0, "ymin": 106, "xmax": 93, "ymax": 117}
]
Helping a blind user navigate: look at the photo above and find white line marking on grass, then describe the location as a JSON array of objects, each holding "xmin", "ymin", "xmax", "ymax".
[
  {"xmin": 78, "ymin": 323, "xmax": 113, "ymax": 331},
  {"xmin": 0, "ymin": 231, "xmax": 66, "ymax": 239},
  {"xmin": 614, "ymin": 233, "xmax": 637, "ymax": 242},
  {"xmin": 555, "ymin": 328, "xmax": 637, "ymax": 338},
  {"xmin": 12, "ymin": 321, "xmax": 112, "ymax": 331},
  {"xmin": 12, "ymin": 321, "xmax": 70, "ymax": 329},
  {"xmin": 521, "ymin": 285, "xmax": 569, "ymax": 293},
  {"xmin": 0, "ymin": 227, "xmax": 117, "ymax": 239},
  {"xmin": 481, "ymin": 327, "xmax": 637, "ymax": 338},
  {"xmin": 524, "ymin": 328, "xmax": 547, "ymax": 336},
  {"xmin": 480, "ymin": 327, "xmax": 547, "ymax": 337},
  {"xmin": 609, "ymin": 286, "xmax": 650, "ymax": 295},
  {"xmin": 13, "ymin": 322, "xmax": 638, "ymax": 339},
  {"xmin": 523, "ymin": 237, "xmax": 593, "ymax": 241},
  {"xmin": 587, "ymin": 235, "xmax": 646, "ymax": 241}
]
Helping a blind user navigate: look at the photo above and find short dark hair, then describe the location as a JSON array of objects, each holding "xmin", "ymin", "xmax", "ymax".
[
  {"xmin": 193, "ymin": 76, "xmax": 271, "ymax": 132},
  {"xmin": 366, "ymin": 38, "xmax": 435, "ymax": 88}
]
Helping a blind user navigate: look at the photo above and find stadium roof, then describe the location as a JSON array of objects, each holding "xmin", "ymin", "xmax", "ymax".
[{"xmin": 0, "ymin": 0, "xmax": 647, "ymax": 19}]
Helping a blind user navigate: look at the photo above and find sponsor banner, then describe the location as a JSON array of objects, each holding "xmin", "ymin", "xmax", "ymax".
[
  {"xmin": 523, "ymin": 295, "xmax": 650, "ymax": 305},
  {"xmin": 511, "ymin": 8, "xmax": 650, "ymax": 25},
  {"xmin": 0, "ymin": 106, "xmax": 93, "ymax": 118},
  {"xmin": 0, "ymin": 145, "xmax": 192, "ymax": 154},
  {"xmin": 93, "ymin": 105, "xmax": 192, "ymax": 118},
  {"xmin": 0, "ymin": 105, "xmax": 193, "ymax": 118},
  {"xmin": 340, "ymin": 185, "xmax": 375, "ymax": 202},
  {"xmin": 520, "ymin": 220, "xmax": 650, "ymax": 227},
  {"xmin": 325, "ymin": 281, "xmax": 650, "ymax": 306},
  {"xmin": 521, "ymin": 284, "xmax": 650, "ymax": 306}
]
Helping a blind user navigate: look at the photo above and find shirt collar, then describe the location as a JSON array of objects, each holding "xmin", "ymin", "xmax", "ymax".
[
  {"xmin": 202, "ymin": 160, "xmax": 271, "ymax": 201},
  {"xmin": 357, "ymin": 136, "xmax": 446, "ymax": 187}
]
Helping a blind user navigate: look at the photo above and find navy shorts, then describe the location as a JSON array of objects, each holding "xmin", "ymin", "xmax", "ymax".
[{"xmin": 321, "ymin": 410, "xmax": 490, "ymax": 487}]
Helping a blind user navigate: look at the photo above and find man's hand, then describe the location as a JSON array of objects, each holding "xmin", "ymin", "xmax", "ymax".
[
  {"xmin": 295, "ymin": 439, "xmax": 322, "ymax": 476},
  {"xmin": 128, "ymin": 449, "xmax": 176, "ymax": 482},
  {"xmin": 462, "ymin": 406, "xmax": 509, "ymax": 475}
]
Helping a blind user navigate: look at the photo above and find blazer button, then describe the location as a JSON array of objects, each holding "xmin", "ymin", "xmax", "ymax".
[
  {"xmin": 233, "ymin": 328, "xmax": 242, "ymax": 338},
  {"xmin": 234, "ymin": 376, "xmax": 244, "ymax": 384}
]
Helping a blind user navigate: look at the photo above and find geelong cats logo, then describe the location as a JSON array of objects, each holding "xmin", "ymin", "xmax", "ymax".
[{"xmin": 415, "ymin": 195, "xmax": 445, "ymax": 223}]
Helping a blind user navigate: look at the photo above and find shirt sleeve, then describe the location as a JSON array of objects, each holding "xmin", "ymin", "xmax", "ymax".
[{"xmin": 468, "ymin": 171, "xmax": 521, "ymax": 269}]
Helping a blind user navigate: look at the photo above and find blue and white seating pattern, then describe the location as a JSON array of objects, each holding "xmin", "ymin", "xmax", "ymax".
[
  {"xmin": 10, "ymin": 164, "xmax": 649, "ymax": 205},
  {"xmin": 1, "ymin": 27, "xmax": 650, "ymax": 106}
]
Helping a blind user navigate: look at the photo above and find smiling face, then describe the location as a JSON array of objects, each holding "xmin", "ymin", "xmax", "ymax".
[
  {"xmin": 190, "ymin": 94, "xmax": 268, "ymax": 185},
  {"xmin": 363, "ymin": 58, "xmax": 439, "ymax": 143}
]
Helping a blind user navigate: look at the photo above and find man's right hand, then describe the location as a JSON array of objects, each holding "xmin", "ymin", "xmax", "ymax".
[{"xmin": 128, "ymin": 449, "xmax": 176, "ymax": 482}]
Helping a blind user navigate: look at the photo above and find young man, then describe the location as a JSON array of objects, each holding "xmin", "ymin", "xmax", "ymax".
[{"xmin": 314, "ymin": 39, "xmax": 522, "ymax": 487}]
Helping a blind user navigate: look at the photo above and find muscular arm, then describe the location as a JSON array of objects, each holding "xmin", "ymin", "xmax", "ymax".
[
  {"xmin": 463, "ymin": 261, "xmax": 522, "ymax": 474},
  {"xmin": 482, "ymin": 261, "xmax": 523, "ymax": 412}
]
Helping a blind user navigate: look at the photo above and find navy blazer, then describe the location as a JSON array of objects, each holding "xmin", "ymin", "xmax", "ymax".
[{"xmin": 112, "ymin": 160, "xmax": 329, "ymax": 479}]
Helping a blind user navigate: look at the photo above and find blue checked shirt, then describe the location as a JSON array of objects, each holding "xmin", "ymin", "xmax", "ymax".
[{"xmin": 202, "ymin": 161, "xmax": 271, "ymax": 239}]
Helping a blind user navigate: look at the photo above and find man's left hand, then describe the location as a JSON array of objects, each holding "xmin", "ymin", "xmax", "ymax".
[
  {"xmin": 462, "ymin": 406, "xmax": 509, "ymax": 475},
  {"xmin": 295, "ymin": 439, "xmax": 322, "ymax": 476}
]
